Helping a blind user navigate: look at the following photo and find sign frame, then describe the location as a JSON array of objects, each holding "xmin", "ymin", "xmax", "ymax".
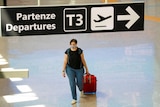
[{"xmin": 0, "ymin": 2, "xmax": 144, "ymax": 36}]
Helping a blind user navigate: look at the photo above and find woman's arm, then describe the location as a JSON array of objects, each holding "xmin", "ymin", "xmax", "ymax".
[
  {"xmin": 62, "ymin": 54, "xmax": 68, "ymax": 77},
  {"xmin": 81, "ymin": 53, "xmax": 89, "ymax": 74}
]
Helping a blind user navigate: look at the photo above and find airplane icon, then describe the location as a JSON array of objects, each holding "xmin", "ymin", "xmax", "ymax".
[
  {"xmin": 91, "ymin": 7, "xmax": 114, "ymax": 31},
  {"xmin": 94, "ymin": 14, "xmax": 112, "ymax": 22}
]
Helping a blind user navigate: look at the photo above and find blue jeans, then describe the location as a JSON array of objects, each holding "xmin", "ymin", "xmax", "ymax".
[{"xmin": 66, "ymin": 65, "xmax": 84, "ymax": 100}]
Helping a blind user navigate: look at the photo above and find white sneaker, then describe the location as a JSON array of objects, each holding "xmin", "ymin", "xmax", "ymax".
[
  {"xmin": 81, "ymin": 91, "xmax": 84, "ymax": 95},
  {"xmin": 71, "ymin": 99, "xmax": 77, "ymax": 105},
  {"xmin": 80, "ymin": 91, "xmax": 86, "ymax": 98}
]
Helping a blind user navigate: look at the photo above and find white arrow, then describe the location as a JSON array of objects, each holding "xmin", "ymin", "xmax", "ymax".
[{"xmin": 117, "ymin": 6, "xmax": 140, "ymax": 29}]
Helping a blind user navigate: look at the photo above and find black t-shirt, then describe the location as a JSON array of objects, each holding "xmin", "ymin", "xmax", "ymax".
[{"xmin": 65, "ymin": 48, "xmax": 83, "ymax": 69}]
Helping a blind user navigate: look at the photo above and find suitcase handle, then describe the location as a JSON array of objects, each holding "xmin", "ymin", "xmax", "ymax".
[{"xmin": 84, "ymin": 74, "xmax": 92, "ymax": 84}]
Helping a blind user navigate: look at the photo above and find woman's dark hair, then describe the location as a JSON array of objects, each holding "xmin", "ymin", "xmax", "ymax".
[{"xmin": 70, "ymin": 39, "xmax": 77, "ymax": 44}]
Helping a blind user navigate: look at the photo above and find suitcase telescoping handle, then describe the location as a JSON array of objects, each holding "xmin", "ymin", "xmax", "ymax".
[{"xmin": 84, "ymin": 74, "xmax": 92, "ymax": 84}]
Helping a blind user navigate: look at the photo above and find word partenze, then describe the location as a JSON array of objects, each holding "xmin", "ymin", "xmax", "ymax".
[{"xmin": 16, "ymin": 13, "xmax": 56, "ymax": 21}]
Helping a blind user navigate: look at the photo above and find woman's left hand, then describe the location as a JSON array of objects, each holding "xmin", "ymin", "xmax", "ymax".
[{"xmin": 86, "ymin": 70, "xmax": 90, "ymax": 75}]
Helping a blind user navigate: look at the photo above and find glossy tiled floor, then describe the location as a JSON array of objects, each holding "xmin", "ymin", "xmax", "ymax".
[{"xmin": 0, "ymin": 0, "xmax": 160, "ymax": 107}]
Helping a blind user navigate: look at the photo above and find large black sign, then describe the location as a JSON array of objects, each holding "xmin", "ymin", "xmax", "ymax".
[{"xmin": 1, "ymin": 2, "xmax": 144, "ymax": 36}]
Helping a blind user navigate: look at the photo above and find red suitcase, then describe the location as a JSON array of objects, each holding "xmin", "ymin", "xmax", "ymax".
[{"xmin": 83, "ymin": 74, "xmax": 97, "ymax": 94}]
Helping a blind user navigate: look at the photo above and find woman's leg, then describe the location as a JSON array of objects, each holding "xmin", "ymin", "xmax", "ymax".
[
  {"xmin": 66, "ymin": 66, "xmax": 77, "ymax": 100},
  {"xmin": 76, "ymin": 68, "xmax": 84, "ymax": 91}
]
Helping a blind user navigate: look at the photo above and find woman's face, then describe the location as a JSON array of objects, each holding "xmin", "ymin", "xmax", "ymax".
[{"xmin": 70, "ymin": 42, "xmax": 77, "ymax": 49}]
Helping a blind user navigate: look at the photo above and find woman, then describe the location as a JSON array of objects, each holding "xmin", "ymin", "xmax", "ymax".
[{"xmin": 62, "ymin": 39, "xmax": 89, "ymax": 105}]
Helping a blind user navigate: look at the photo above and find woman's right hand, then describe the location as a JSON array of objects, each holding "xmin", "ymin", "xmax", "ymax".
[{"xmin": 62, "ymin": 71, "xmax": 66, "ymax": 77}]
